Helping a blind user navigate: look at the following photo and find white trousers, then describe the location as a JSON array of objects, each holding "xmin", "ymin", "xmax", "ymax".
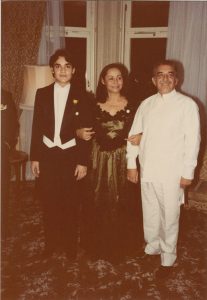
[{"xmin": 141, "ymin": 182, "xmax": 184, "ymax": 266}]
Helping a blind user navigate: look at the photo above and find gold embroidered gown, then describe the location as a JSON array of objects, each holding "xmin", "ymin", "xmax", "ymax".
[{"xmin": 90, "ymin": 103, "xmax": 143, "ymax": 262}]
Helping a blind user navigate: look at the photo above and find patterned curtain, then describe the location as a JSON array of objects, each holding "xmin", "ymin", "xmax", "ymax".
[{"xmin": 2, "ymin": 1, "xmax": 46, "ymax": 109}]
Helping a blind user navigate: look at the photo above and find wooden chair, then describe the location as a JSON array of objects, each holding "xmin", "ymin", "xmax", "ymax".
[{"xmin": 9, "ymin": 150, "xmax": 28, "ymax": 192}]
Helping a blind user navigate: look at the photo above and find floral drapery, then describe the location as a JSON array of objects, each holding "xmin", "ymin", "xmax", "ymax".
[{"xmin": 2, "ymin": 1, "xmax": 46, "ymax": 108}]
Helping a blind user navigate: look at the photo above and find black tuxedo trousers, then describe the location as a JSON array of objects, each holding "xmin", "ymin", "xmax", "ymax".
[{"xmin": 37, "ymin": 144, "xmax": 81, "ymax": 256}]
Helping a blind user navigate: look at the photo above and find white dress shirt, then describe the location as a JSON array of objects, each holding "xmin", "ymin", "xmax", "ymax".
[
  {"xmin": 127, "ymin": 89, "xmax": 200, "ymax": 183},
  {"xmin": 53, "ymin": 82, "xmax": 70, "ymax": 146},
  {"xmin": 42, "ymin": 82, "xmax": 76, "ymax": 149}
]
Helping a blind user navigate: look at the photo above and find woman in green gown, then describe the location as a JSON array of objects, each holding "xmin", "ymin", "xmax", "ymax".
[{"xmin": 78, "ymin": 63, "xmax": 143, "ymax": 263}]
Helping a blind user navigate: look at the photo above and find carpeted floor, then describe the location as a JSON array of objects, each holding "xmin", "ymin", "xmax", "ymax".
[{"xmin": 1, "ymin": 182, "xmax": 207, "ymax": 300}]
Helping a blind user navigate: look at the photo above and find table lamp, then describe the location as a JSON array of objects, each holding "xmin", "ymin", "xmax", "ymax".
[{"xmin": 20, "ymin": 65, "xmax": 55, "ymax": 108}]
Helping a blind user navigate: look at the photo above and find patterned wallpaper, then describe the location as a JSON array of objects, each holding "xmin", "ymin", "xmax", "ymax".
[{"xmin": 2, "ymin": 1, "xmax": 46, "ymax": 110}]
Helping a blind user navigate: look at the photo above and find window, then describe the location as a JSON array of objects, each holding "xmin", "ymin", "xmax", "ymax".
[
  {"xmin": 64, "ymin": 1, "xmax": 86, "ymax": 27},
  {"xmin": 131, "ymin": 1, "xmax": 169, "ymax": 27},
  {"xmin": 63, "ymin": 1, "xmax": 95, "ymax": 92},
  {"xmin": 123, "ymin": 1, "xmax": 169, "ymax": 102}
]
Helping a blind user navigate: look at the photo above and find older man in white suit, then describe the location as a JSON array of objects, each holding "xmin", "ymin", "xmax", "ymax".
[{"xmin": 126, "ymin": 60, "xmax": 200, "ymax": 280}]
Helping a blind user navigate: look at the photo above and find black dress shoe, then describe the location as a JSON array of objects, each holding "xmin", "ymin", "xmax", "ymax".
[
  {"xmin": 42, "ymin": 249, "xmax": 55, "ymax": 259},
  {"xmin": 135, "ymin": 249, "xmax": 147, "ymax": 258},
  {"xmin": 65, "ymin": 252, "xmax": 77, "ymax": 262},
  {"xmin": 155, "ymin": 266, "xmax": 173, "ymax": 280},
  {"xmin": 86, "ymin": 252, "xmax": 99, "ymax": 262}
]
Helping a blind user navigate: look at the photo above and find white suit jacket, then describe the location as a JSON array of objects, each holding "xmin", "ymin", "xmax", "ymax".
[{"xmin": 127, "ymin": 89, "xmax": 200, "ymax": 183}]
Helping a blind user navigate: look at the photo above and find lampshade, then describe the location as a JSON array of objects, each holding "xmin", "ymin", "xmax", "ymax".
[{"xmin": 20, "ymin": 65, "xmax": 55, "ymax": 107}]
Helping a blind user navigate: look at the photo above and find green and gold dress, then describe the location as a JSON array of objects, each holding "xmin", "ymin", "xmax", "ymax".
[{"xmin": 90, "ymin": 103, "xmax": 143, "ymax": 262}]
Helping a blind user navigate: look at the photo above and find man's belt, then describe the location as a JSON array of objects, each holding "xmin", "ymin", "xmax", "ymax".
[{"xmin": 43, "ymin": 135, "xmax": 76, "ymax": 149}]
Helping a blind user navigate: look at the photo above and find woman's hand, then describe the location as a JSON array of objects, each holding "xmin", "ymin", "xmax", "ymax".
[
  {"xmin": 74, "ymin": 165, "xmax": 87, "ymax": 180},
  {"xmin": 127, "ymin": 169, "xmax": 139, "ymax": 184},
  {"xmin": 31, "ymin": 161, "xmax": 40, "ymax": 177},
  {"xmin": 76, "ymin": 128, "xmax": 95, "ymax": 141},
  {"xmin": 127, "ymin": 133, "xmax": 142, "ymax": 145}
]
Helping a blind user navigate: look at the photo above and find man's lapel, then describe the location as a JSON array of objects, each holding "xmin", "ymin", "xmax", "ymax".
[
  {"xmin": 60, "ymin": 84, "xmax": 76, "ymax": 132},
  {"xmin": 46, "ymin": 84, "xmax": 55, "ymax": 137}
]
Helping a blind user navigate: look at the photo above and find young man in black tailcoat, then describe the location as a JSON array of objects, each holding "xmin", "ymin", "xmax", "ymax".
[{"xmin": 30, "ymin": 49, "xmax": 92, "ymax": 260}]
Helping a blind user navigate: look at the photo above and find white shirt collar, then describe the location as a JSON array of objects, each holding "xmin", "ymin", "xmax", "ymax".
[
  {"xmin": 158, "ymin": 89, "xmax": 177, "ymax": 101},
  {"xmin": 54, "ymin": 82, "xmax": 70, "ymax": 91}
]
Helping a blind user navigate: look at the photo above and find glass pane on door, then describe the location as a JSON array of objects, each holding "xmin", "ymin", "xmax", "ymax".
[
  {"xmin": 130, "ymin": 38, "xmax": 167, "ymax": 103},
  {"xmin": 64, "ymin": 1, "xmax": 86, "ymax": 27},
  {"xmin": 65, "ymin": 37, "xmax": 87, "ymax": 89},
  {"xmin": 131, "ymin": 1, "xmax": 169, "ymax": 28}
]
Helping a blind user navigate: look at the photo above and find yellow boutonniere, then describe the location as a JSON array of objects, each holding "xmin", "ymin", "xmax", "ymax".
[
  {"xmin": 1, "ymin": 104, "xmax": 7, "ymax": 111},
  {"xmin": 73, "ymin": 99, "xmax": 79, "ymax": 105}
]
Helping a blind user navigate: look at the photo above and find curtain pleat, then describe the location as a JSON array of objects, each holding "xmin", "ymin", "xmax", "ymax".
[{"xmin": 166, "ymin": 2, "xmax": 207, "ymax": 110}]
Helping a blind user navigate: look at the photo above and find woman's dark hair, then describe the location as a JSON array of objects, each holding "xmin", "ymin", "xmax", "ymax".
[
  {"xmin": 49, "ymin": 48, "xmax": 75, "ymax": 68},
  {"xmin": 96, "ymin": 63, "xmax": 129, "ymax": 103}
]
